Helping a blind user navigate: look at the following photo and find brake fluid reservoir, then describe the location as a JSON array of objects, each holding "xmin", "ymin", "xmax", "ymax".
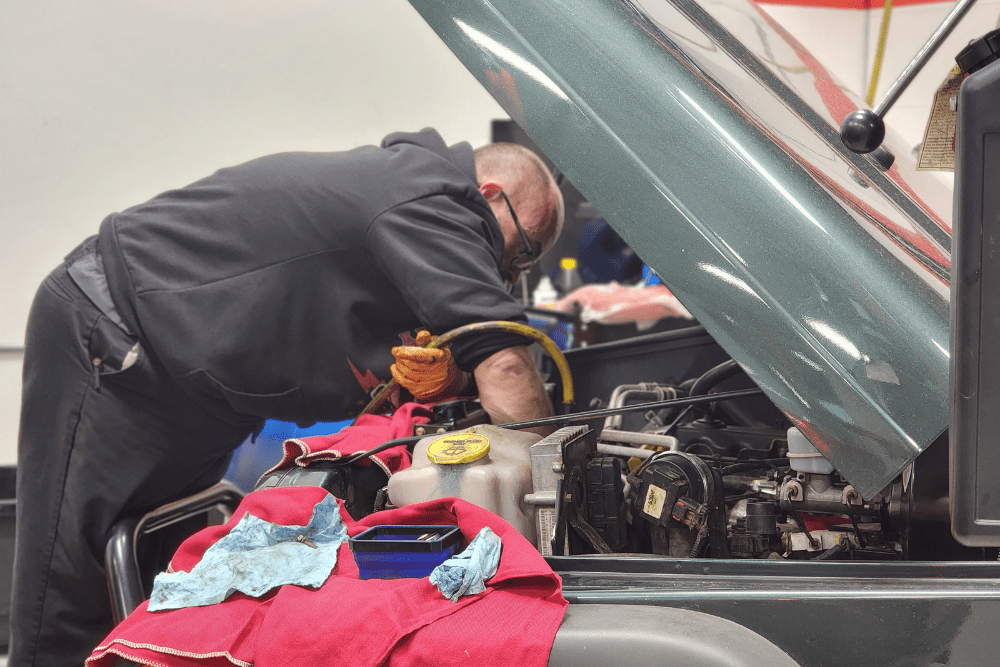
[
  {"xmin": 787, "ymin": 427, "xmax": 835, "ymax": 475},
  {"xmin": 387, "ymin": 425, "xmax": 542, "ymax": 543}
]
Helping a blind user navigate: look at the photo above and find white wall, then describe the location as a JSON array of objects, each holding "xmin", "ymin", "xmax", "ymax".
[
  {"xmin": 5, "ymin": 0, "xmax": 997, "ymax": 466},
  {"xmin": 0, "ymin": 0, "xmax": 507, "ymax": 465},
  {"xmin": 761, "ymin": 0, "xmax": 1000, "ymax": 152}
]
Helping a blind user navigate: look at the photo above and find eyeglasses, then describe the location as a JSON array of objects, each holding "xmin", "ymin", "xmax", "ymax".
[{"xmin": 501, "ymin": 191, "xmax": 537, "ymax": 273}]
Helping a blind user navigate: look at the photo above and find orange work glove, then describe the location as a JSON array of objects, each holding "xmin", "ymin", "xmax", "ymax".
[{"xmin": 390, "ymin": 330, "xmax": 465, "ymax": 402}]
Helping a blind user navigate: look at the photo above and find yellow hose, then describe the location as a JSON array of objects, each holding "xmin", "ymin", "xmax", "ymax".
[
  {"xmin": 356, "ymin": 320, "xmax": 575, "ymax": 419},
  {"xmin": 866, "ymin": 0, "xmax": 893, "ymax": 107}
]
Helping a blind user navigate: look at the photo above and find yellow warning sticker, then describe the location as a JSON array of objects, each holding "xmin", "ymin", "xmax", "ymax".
[
  {"xmin": 918, "ymin": 65, "xmax": 962, "ymax": 172},
  {"xmin": 643, "ymin": 484, "xmax": 667, "ymax": 519},
  {"xmin": 426, "ymin": 432, "xmax": 490, "ymax": 465}
]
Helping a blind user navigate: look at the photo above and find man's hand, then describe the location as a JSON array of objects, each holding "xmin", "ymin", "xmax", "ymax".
[{"xmin": 391, "ymin": 330, "xmax": 467, "ymax": 402}]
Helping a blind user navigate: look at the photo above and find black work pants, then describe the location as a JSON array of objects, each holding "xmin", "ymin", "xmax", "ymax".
[{"xmin": 10, "ymin": 263, "xmax": 251, "ymax": 667}]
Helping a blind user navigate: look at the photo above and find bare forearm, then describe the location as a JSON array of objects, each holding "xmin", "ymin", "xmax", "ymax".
[{"xmin": 474, "ymin": 345, "xmax": 555, "ymax": 435}]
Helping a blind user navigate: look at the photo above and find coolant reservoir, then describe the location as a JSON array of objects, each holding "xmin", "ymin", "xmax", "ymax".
[{"xmin": 388, "ymin": 425, "xmax": 542, "ymax": 542}]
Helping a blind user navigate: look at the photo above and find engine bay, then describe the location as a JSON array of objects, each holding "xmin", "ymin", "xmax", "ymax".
[
  {"xmin": 394, "ymin": 325, "xmax": 976, "ymax": 563},
  {"xmin": 407, "ymin": 378, "xmax": 906, "ymax": 563},
  {"xmin": 258, "ymin": 325, "xmax": 976, "ymax": 563},
  {"xmin": 523, "ymin": 399, "xmax": 904, "ymax": 563}
]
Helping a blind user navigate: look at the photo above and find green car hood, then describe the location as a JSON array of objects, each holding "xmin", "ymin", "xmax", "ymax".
[{"xmin": 410, "ymin": 0, "xmax": 951, "ymax": 499}]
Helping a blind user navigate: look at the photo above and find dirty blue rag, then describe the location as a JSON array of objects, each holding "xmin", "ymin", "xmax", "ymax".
[
  {"xmin": 148, "ymin": 494, "xmax": 347, "ymax": 611},
  {"xmin": 429, "ymin": 527, "xmax": 502, "ymax": 602}
]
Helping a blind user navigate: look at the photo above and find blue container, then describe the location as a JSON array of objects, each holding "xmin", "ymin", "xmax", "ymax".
[
  {"xmin": 349, "ymin": 525, "xmax": 462, "ymax": 580},
  {"xmin": 224, "ymin": 419, "xmax": 351, "ymax": 492},
  {"xmin": 527, "ymin": 313, "xmax": 573, "ymax": 350}
]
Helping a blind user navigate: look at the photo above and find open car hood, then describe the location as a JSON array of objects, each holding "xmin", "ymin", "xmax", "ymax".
[{"xmin": 410, "ymin": 0, "xmax": 951, "ymax": 499}]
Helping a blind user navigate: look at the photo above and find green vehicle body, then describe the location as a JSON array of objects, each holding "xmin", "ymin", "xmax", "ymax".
[{"xmin": 408, "ymin": 1, "xmax": 1000, "ymax": 665}]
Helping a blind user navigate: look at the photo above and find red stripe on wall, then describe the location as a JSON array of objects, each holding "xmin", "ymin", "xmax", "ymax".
[{"xmin": 757, "ymin": 0, "xmax": 949, "ymax": 8}]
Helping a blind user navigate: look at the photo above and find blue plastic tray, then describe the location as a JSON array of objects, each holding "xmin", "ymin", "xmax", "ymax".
[{"xmin": 349, "ymin": 525, "xmax": 462, "ymax": 580}]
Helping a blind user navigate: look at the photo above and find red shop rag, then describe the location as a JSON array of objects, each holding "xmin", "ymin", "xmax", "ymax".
[
  {"xmin": 87, "ymin": 488, "xmax": 568, "ymax": 667},
  {"xmin": 260, "ymin": 402, "xmax": 433, "ymax": 481}
]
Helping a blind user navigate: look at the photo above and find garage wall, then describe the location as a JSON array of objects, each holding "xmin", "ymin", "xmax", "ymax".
[
  {"xmin": 760, "ymin": 0, "xmax": 1000, "ymax": 155},
  {"xmin": 5, "ymin": 0, "xmax": 998, "ymax": 467},
  {"xmin": 0, "ymin": 0, "xmax": 507, "ymax": 465}
]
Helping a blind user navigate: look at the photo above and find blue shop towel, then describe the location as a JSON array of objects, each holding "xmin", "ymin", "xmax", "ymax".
[
  {"xmin": 148, "ymin": 494, "xmax": 346, "ymax": 611},
  {"xmin": 429, "ymin": 527, "xmax": 502, "ymax": 602}
]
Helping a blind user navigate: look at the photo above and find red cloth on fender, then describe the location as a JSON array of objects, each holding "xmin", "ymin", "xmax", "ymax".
[
  {"xmin": 262, "ymin": 402, "xmax": 432, "ymax": 479},
  {"xmin": 87, "ymin": 487, "xmax": 567, "ymax": 667}
]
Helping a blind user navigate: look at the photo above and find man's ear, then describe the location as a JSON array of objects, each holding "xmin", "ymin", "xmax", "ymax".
[{"xmin": 479, "ymin": 181, "xmax": 503, "ymax": 200}]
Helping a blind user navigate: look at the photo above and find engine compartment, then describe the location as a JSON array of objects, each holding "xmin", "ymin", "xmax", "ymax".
[
  {"xmin": 524, "ymin": 395, "xmax": 905, "ymax": 562},
  {"xmin": 396, "ymin": 325, "xmax": 978, "ymax": 563},
  {"xmin": 258, "ymin": 325, "xmax": 978, "ymax": 563}
]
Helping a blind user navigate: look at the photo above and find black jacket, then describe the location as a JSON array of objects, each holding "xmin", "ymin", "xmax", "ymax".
[{"xmin": 96, "ymin": 129, "xmax": 528, "ymax": 425}]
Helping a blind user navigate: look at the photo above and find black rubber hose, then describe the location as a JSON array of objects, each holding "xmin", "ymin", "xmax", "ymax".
[
  {"xmin": 788, "ymin": 506, "xmax": 820, "ymax": 549},
  {"xmin": 689, "ymin": 359, "xmax": 746, "ymax": 418},
  {"xmin": 690, "ymin": 359, "xmax": 744, "ymax": 398},
  {"xmin": 813, "ymin": 543, "xmax": 845, "ymax": 561},
  {"xmin": 689, "ymin": 525, "xmax": 709, "ymax": 558},
  {"xmin": 336, "ymin": 434, "xmax": 427, "ymax": 465}
]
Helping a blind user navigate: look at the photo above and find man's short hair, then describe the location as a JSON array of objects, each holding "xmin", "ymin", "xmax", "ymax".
[
  {"xmin": 474, "ymin": 142, "xmax": 553, "ymax": 188},
  {"xmin": 474, "ymin": 143, "xmax": 564, "ymax": 248}
]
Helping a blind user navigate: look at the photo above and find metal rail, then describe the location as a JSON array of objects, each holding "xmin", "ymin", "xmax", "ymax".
[
  {"xmin": 872, "ymin": 0, "xmax": 978, "ymax": 118},
  {"xmin": 499, "ymin": 388, "xmax": 764, "ymax": 431},
  {"xmin": 104, "ymin": 481, "xmax": 244, "ymax": 623}
]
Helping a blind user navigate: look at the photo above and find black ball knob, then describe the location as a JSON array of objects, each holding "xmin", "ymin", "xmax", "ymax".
[{"xmin": 840, "ymin": 109, "xmax": 885, "ymax": 154}]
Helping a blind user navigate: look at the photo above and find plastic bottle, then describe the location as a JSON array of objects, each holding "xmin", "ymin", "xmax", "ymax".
[
  {"xmin": 532, "ymin": 276, "xmax": 559, "ymax": 307},
  {"xmin": 387, "ymin": 425, "xmax": 542, "ymax": 543},
  {"xmin": 786, "ymin": 427, "xmax": 835, "ymax": 475},
  {"xmin": 555, "ymin": 257, "xmax": 583, "ymax": 296}
]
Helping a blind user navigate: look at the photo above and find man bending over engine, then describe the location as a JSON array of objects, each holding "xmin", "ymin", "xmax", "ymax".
[{"xmin": 12, "ymin": 128, "xmax": 563, "ymax": 667}]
